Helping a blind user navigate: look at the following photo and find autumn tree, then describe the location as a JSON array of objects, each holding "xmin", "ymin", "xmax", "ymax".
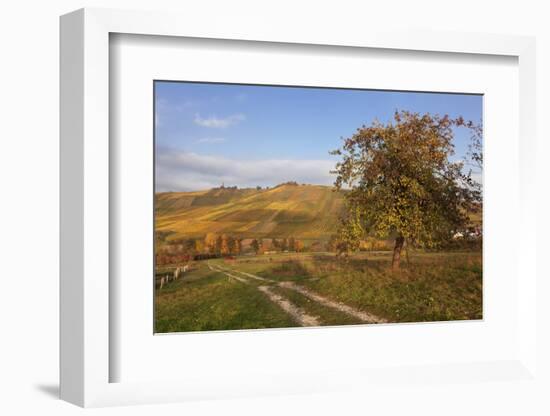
[
  {"xmin": 326, "ymin": 235, "xmax": 338, "ymax": 252},
  {"xmin": 227, "ymin": 236, "xmax": 237, "ymax": 255},
  {"xmin": 251, "ymin": 238, "xmax": 261, "ymax": 255},
  {"xmin": 195, "ymin": 239, "xmax": 205, "ymax": 254},
  {"xmin": 204, "ymin": 233, "xmax": 219, "ymax": 254},
  {"xmin": 281, "ymin": 238, "xmax": 288, "ymax": 251},
  {"xmin": 333, "ymin": 207, "xmax": 363, "ymax": 257},
  {"xmin": 220, "ymin": 234, "xmax": 230, "ymax": 255},
  {"xmin": 288, "ymin": 236, "xmax": 296, "ymax": 251},
  {"xmin": 331, "ymin": 111, "xmax": 481, "ymax": 269},
  {"xmin": 183, "ymin": 238, "xmax": 196, "ymax": 255},
  {"xmin": 466, "ymin": 120, "xmax": 483, "ymax": 171}
]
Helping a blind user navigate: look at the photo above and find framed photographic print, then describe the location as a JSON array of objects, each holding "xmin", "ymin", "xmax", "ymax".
[{"xmin": 60, "ymin": 8, "xmax": 538, "ymax": 408}]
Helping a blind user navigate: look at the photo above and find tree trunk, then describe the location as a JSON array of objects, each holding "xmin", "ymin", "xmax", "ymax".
[
  {"xmin": 392, "ymin": 236, "xmax": 405, "ymax": 270},
  {"xmin": 404, "ymin": 238, "xmax": 410, "ymax": 265}
]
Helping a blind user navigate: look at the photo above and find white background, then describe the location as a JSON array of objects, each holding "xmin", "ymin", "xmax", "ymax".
[
  {"xmin": 112, "ymin": 34, "xmax": 519, "ymax": 383},
  {"xmin": 1, "ymin": 1, "xmax": 549, "ymax": 415}
]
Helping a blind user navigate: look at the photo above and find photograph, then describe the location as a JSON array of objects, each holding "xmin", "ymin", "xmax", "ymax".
[{"xmin": 154, "ymin": 81, "xmax": 483, "ymax": 333}]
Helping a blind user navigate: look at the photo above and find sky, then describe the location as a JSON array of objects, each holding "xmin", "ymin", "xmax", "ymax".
[{"xmin": 155, "ymin": 81, "xmax": 483, "ymax": 192}]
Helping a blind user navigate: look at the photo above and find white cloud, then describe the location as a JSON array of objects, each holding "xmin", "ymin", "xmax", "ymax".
[
  {"xmin": 470, "ymin": 171, "xmax": 483, "ymax": 186},
  {"xmin": 194, "ymin": 113, "xmax": 245, "ymax": 128},
  {"xmin": 155, "ymin": 149, "xmax": 336, "ymax": 192},
  {"xmin": 196, "ymin": 137, "xmax": 226, "ymax": 144}
]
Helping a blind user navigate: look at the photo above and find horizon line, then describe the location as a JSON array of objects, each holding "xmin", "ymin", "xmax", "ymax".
[{"xmin": 155, "ymin": 182, "xmax": 337, "ymax": 194}]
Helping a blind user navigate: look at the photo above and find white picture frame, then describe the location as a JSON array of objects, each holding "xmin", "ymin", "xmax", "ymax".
[{"xmin": 60, "ymin": 7, "xmax": 538, "ymax": 408}]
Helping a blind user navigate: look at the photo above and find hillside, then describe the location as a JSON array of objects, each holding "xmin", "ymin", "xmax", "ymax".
[{"xmin": 155, "ymin": 184, "xmax": 345, "ymax": 241}]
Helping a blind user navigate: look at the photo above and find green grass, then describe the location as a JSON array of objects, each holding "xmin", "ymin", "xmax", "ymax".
[
  {"xmin": 300, "ymin": 251, "xmax": 482, "ymax": 322},
  {"xmin": 155, "ymin": 251, "xmax": 482, "ymax": 333},
  {"xmin": 215, "ymin": 251, "xmax": 482, "ymax": 322},
  {"xmin": 270, "ymin": 285, "xmax": 364, "ymax": 326},
  {"xmin": 155, "ymin": 263, "xmax": 296, "ymax": 333}
]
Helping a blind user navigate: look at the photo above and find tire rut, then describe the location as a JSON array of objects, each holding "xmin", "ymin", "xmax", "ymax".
[
  {"xmin": 208, "ymin": 262, "xmax": 386, "ymax": 325},
  {"xmin": 257, "ymin": 286, "xmax": 320, "ymax": 327},
  {"xmin": 230, "ymin": 268, "xmax": 387, "ymax": 324}
]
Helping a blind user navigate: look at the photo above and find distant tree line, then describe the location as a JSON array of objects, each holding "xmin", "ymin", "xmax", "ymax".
[
  {"xmin": 156, "ymin": 233, "xmax": 245, "ymax": 266},
  {"xmin": 274, "ymin": 181, "xmax": 299, "ymax": 187},
  {"xmin": 156, "ymin": 232, "xmax": 309, "ymax": 265},
  {"xmin": 249, "ymin": 237, "xmax": 305, "ymax": 254},
  {"xmin": 204, "ymin": 181, "xmax": 312, "ymax": 192},
  {"xmin": 203, "ymin": 232, "xmax": 243, "ymax": 256}
]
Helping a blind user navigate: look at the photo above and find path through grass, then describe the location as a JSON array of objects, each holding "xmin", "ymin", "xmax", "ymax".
[{"xmin": 155, "ymin": 250, "xmax": 482, "ymax": 333}]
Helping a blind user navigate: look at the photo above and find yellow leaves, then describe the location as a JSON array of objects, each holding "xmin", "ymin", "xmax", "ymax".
[{"xmin": 333, "ymin": 111, "xmax": 481, "ymax": 249}]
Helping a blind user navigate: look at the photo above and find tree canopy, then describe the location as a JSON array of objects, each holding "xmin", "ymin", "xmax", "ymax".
[{"xmin": 331, "ymin": 111, "xmax": 482, "ymax": 269}]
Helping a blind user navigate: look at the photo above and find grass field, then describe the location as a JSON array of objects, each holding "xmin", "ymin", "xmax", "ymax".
[{"xmin": 155, "ymin": 250, "xmax": 482, "ymax": 333}]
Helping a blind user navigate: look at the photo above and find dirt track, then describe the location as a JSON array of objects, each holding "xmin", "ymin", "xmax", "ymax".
[
  {"xmin": 257, "ymin": 285, "xmax": 320, "ymax": 326},
  {"xmin": 279, "ymin": 281, "xmax": 387, "ymax": 324},
  {"xmin": 208, "ymin": 262, "xmax": 387, "ymax": 326}
]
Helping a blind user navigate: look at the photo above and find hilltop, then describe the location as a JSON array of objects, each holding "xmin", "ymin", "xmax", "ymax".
[{"xmin": 155, "ymin": 184, "xmax": 344, "ymax": 242}]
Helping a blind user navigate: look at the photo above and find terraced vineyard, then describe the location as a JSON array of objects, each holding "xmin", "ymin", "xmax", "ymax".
[{"xmin": 155, "ymin": 184, "xmax": 345, "ymax": 241}]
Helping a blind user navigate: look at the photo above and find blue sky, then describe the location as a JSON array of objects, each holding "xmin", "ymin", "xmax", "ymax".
[{"xmin": 155, "ymin": 81, "xmax": 482, "ymax": 192}]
